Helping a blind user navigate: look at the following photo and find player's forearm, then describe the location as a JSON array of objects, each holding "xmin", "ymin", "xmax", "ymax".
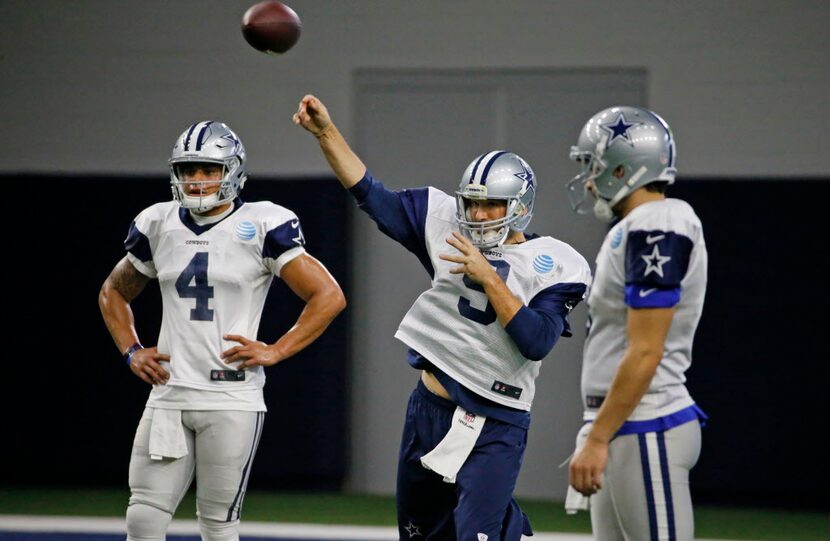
[
  {"xmin": 587, "ymin": 348, "xmax": 661, "ymax": 443},
  {"xmin": 98, "ymin": 283, "xmax": 141, "ymax": 354},
  {"xmin": 482, "ymin": 274, "xmax": 523, "ymax": 326},
  {"xmin": 315, "ymin": 123, "xmax": 367, "ymax": 189},
  {"xmin": 270, "ymin": 284, "xmax": 346, "ymax": 360}
]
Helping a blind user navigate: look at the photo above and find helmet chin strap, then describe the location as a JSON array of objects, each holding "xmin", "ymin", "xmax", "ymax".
[
  {"xmin": 592, "ymin": 199, "xmax": 616, "ymax": 223},
  {"xmin": 592, "ymin": 185, "xmax": 630, "ymax": 223},
  {"xmin": 182, "ymin": 192, "xmax": 220, "ymax": 213},
  {"xmin": 468, "ymin": 226, "xmax": 508, "ymax": 249},
  {"xmin": 591, "ymin": 165, "xmax": 649, "ymax": 222}
]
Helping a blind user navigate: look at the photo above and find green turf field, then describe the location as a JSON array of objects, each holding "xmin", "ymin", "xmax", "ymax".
[{"xmin": 0, "ymin": 489, "xmax": 826, "ymax": 541}]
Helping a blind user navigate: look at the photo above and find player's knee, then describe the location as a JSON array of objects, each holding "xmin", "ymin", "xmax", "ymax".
[
  {"xmin": 126, "ymin": 503, "xmax": 172, "ymax": 541},
  {"xmin": 198, "ymin": 516, "xmax": 240, "ymax": 541}
]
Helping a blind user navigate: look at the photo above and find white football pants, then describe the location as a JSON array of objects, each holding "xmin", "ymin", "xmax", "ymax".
[
  {"xmin": 590, "ymin": 420, "xmax": 702, "ymax": 541},
  {"xmin": 126, "ymin": 408, "xmax": 264, "ymax": 539}
]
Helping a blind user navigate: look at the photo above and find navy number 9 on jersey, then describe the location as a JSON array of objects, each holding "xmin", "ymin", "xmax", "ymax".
[
  {"xmin": 175, "ymin": 252, "xmax": 214, "ymax": 321},
  {"xmin": 457, "ymin": 260, "xmax": 511, "ymax": 325}
]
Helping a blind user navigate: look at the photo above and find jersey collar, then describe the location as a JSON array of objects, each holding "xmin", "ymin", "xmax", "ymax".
[{"xmin": 178, "ymin": 197, "xmax": 244, "ymax": 235}]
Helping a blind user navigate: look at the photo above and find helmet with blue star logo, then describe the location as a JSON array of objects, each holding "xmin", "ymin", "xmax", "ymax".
[
  {"xmin": 456, "ymin": 150, "xmax": 537, "ymax": 249},
  {"xmin": 566, "ymin": 106, "xmax": 676, "ymax": 222},
  {"xmin": 169, "ymin": 121, "xmax": 248, "ymax": 212}
]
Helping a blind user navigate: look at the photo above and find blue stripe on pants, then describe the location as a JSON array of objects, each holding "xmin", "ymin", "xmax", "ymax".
[
  {"xmin": 657, "ymin": 431, "xmax": 676, "ymax": 540},
  {"xmin": 638, "ymin": 433, "xmax": 658, "ymax": 541}
]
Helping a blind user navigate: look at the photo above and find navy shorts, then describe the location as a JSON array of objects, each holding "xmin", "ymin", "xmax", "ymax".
[{"xmin": 396, "ymin": 380, "xmax": 533, "ymax": 541}]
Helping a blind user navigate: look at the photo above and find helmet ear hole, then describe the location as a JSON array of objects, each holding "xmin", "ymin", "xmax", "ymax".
[{"xmin": 612, "ymin": 165, "xmax": 625, "ymax": 179}]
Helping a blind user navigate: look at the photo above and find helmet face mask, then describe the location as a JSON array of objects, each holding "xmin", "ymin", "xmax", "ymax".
[
  {"xmin": 455, "ymin": 151, "xmax": 536, "ymax": 249},
  {"xmin": 567, "ymin": 107, "xmax": 676, "ymax": 221},
  {"xmin": 169, "ymin": 121, "xmax": 248, "ymax": 212},
  {"xmin": 457, "ymin": 196, "xmax": 511, "ymax": 248},
  {"xmin": 566, "ymin": 150, "xmax": 607, "ymax": 215}
]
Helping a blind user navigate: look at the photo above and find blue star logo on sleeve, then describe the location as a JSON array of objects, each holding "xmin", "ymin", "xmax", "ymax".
[
  {"xmin": 601, "ymin": 113, "xmax": 642, "ymax": 148},
  {"xmin": 642, "ymin": 244, "xmax": 672, "ymax": 277}
]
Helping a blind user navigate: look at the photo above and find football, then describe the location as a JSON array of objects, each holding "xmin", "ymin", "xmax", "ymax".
[{"xmin": 241, "ymin": 1, "xmax": 302, "ymax": 55}]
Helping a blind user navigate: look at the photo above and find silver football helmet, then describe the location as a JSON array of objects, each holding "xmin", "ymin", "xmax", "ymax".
[
  {"xmin": 169, "ymin": 121, "xmax": 248, "ymax": 212},
  {"xmin": 456, "ymin": 150, "xmax": 536, "ymax": 249},
  {"xmin": 567, "ymin": 106, "xmax": 676, "ymax": 222}
]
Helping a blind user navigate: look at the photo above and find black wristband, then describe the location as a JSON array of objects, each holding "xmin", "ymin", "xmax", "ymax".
[{"xmin": 124, "ymin": 343, "xmax": 144, "ymax": 365}]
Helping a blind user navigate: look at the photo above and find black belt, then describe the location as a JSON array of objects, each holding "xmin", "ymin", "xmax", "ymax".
[{"xmin": 586, "ymin": 395, "xmax": 605, "ymax": 408}]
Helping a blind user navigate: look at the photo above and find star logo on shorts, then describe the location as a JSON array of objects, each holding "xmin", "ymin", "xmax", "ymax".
[
  {"xmin": 404, "ymin": 521, "xmax": 422, "ymax": 538},
  {"xmin": 641, "ymin": 244, "xmax": 671, "ymax": 277}
]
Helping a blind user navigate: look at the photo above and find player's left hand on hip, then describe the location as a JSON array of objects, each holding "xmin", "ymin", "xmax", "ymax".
[
  {"xmin": 222, "ymin": 334, "xmax": 281, "ymax": 369},
  {"xmin": 440, "ymin": 232, "xmax": 496, "ymax": 286},
  {"xmin": 568, "ymin": 438, "xmax": 608, "ymax": 496}
]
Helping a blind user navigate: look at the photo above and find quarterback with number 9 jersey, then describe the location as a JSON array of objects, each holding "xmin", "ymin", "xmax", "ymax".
[{"xmin": 293, "ymin": 94, "xmax": 591, "ymax": 541}]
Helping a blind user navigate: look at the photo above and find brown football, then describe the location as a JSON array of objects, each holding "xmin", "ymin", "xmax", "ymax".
[{"xmin": 241, "ymin": 1, "xmax": 302, "ymax": 55}]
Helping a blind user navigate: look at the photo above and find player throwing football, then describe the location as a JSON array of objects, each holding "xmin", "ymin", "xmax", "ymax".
[{"xmin": 295, "ymin": 94, "xmax": 590, "ymax": 541}]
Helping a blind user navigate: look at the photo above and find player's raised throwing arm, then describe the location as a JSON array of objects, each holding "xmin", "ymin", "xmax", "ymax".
[
  {"xmin": 293, "ymin": 94, "xmax": 366, "ymax": 189},
  {"xmin": 293, "ymin": 94, "xmax": 431, "ymax": 262}
]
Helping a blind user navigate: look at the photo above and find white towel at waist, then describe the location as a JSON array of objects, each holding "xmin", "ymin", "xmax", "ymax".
[
  {"xmin": 148, "ymin": 408, "xmax": 188, "ymax": 461},
  {"xmin": 564, "ymin": 422, "xmax": 592, "ymax": 514},
  {"xmin": 420, "ymin": 406, "xmax": 486, "ymax": 484}
]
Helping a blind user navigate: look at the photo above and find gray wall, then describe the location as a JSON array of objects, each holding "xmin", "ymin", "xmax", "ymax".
[
  {"xmin": 3, "ymin": 0, "xmax": 828, "ymax": 499},
  {"xmin": 1, "ymin": 1, "xmax": 828, "ymax": 177}
]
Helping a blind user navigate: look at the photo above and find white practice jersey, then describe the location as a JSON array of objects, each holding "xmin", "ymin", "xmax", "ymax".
[
  {"xmin": 124, "ymin": 199, "xmax": 306, "ymax": 408},
  {"xmin": 395, "ymin": 189, "xmax": 591, "ymax": 410},
  {"xmin": 582, "ymin": 198, "xmax": 707, "ymax": 421}
]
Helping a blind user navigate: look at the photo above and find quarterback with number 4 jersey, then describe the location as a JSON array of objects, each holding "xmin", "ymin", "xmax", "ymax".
[
  {"xmin": 126, "ymin": 198, "xmax": 306, "ymax": 400},
  {"xmin": 294, "ymin": 94, "xmax": 591, "ymax": 541},
  {"xmin": 99, "ymin": 121, "xmax": 345, "ymax": 541},
  {"xmin": 565, "ymin": 106, "xmax": 707, "ymax": 541}
]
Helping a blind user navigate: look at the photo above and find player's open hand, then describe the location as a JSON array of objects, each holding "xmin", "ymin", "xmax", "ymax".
[
  {"xmin": 440, "ymin": 231, "xmax": 499, "ymax": 286},
  {"xmin": 293, "ymin": 94, "xmax": 332, "ymax": 137},
  {"xmin": 222, "ymin": 334, "xmax": 284, "ymax": 369},
  {"xmin": 569, "ymin": 437, "xmax": 608, "ymax": 496},
  {"xmin": 129, "ymin": 347, "xmax": 170, "ymax": 386}
]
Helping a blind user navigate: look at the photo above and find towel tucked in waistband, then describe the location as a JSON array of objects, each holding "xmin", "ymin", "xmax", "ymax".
[
  {"xmin": 420, "ymin": 406, "xmax": 486, "ymax": 484},
  {"xmin": 148, "ymin": 408, "xmax": 188, "ymax": 461}
]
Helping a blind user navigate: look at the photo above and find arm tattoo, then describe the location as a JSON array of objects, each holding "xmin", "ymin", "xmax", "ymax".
[{"xmin": 108, "ymin": 257, "xmax": 150, "ymax": 302}]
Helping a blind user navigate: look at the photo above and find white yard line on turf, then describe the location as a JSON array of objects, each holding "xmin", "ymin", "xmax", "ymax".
[
  {"xmin": 0, "ymin": 515, "xmax": 744, "ymax": 541},
  {"xmin": 0, "ymin": 515, "xmax": 584, "ymax": 540}
]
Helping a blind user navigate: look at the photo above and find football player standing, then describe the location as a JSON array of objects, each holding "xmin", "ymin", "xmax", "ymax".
[
  {"xmin": 294, "ymin": 94, "xmax": 591, "ymax": 541},
  {"xmin": 99, "ymin": 121, "xmax": 346, "ymax": 541},
  {"xmin": 566, "ymin": 107, "xmax": 708, "ymax": 541}
]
